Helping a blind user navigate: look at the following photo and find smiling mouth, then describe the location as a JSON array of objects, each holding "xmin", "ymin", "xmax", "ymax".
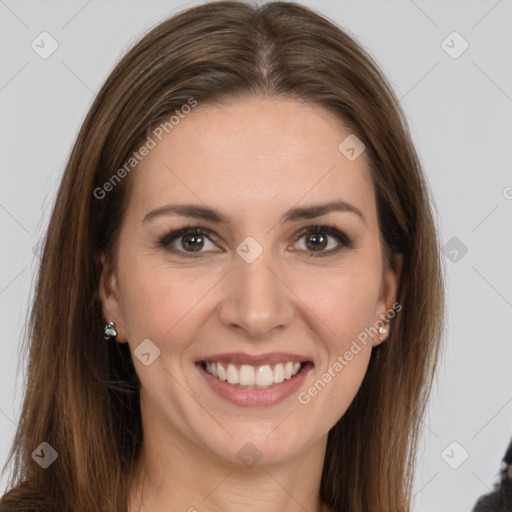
[{"xmin": 199, "ymin": 360, "xmax": 311, "ymax": 389}]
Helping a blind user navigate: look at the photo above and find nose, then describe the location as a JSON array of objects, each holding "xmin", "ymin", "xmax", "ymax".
[{"xmin": 218, "ymin": 249, "xmax": 295, "ymax": 340}]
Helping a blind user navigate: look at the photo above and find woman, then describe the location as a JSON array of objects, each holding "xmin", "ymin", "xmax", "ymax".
[{"xmin": 0, "ymin": 1, "xmax": 444, "ymax": 511}]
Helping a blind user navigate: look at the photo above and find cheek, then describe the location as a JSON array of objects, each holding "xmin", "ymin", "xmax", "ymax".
[
  {"xmin": 295, "ymin": 264, "xmax": 381, "ymax": 345},
  {"xmin": 297, "ymin": 298, "xmax": 375, "ymax": 428},
  {"xmin": 293, "ymin": 268, "xmax": 379, "ymax": 406},
  {"xmin": 296, "ymin": 331, "xmax": 373, "ymax": 436},
  {"xmin": 117, "ymin": 254, "xmax": 217, "ymax": 351}
]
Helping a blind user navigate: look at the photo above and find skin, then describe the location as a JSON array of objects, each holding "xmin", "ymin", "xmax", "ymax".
[{"xmin": 98, "ymin": 96, "xmax": 402, "ymax": 512}]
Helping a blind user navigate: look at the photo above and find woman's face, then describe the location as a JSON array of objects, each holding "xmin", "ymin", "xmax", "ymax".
[{"xmin": 99, "ymin": 96, "xmax": 401, "ymax": 467}]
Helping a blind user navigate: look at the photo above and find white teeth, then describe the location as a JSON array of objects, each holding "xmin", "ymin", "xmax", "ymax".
[
  {"xmin": 226, "ymin": 363, "xmax": 239, "ymax": 384},
  {"xmin": 255, "ymin": 365, "xmax": 274, "ymax": 387},
  {"xmin": 217, "ymin": 363, "xmax": 227, "ymax": 381},
  {"xmin": 239, "ymin": 365, "xmax": 255, "ymax": 386},
  {"xmin": 284, "ymin": 361, "xmax": 293, "ymax": 379},
  {"xmin": 203, "ymin": 361, "xmax": 303, "ymax": 388},
  {"xmin": 274, "ymin": 363, "xmax": 284, "ymax": 384}
]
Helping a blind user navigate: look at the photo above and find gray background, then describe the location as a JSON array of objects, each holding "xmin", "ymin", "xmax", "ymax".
[{"xmin": 1, "ymin": 0, "xmax": 511, "ymax": 510}]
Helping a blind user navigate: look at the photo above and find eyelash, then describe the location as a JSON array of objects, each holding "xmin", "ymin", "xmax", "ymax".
[{"xmin": 158, "ymin": 224, "xmax": 353, "ymax": 259}]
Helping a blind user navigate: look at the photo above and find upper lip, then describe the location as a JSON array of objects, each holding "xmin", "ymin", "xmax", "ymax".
[{"xmin": 196, "ymin": 352, "xmax": 312, "ymax": 366}]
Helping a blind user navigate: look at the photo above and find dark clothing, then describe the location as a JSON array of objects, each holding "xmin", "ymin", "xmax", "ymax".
[{"xmin": 472, "ymin": 438, "xmax": 512, "ymax": 512}]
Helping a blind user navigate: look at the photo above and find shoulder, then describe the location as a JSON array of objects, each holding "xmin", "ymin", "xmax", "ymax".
[{"xmin": 471, "ymin": 438, "xmax": 512, "ymax": 512}]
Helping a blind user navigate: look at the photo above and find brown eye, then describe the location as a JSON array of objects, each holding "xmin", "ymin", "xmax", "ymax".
[
  {"xmin": 304, "ymin": 232, "xmax": 328, "ymax": 251},
  {"xmin": 292, "ymin": 225, "xmax": 352, "ymax": 257},
  {"xmin": 159, "ymin": 224, "xmax": 352, "ymax": 259},
  {"xmin": 180, "ymin": 233, "xmax": 206, "ymax": 252},
  {"xmin": 160, "ymin": 226, "xmax": 220, "ymax": 258}
]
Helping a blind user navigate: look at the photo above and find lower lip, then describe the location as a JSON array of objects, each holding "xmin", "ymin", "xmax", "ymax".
[{"xmin": 197, "ymin": 363, "xmax": 313, "ymax": 407}]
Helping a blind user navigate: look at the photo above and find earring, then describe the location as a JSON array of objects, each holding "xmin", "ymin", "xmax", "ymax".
[
  {"xmin": 104, "ymin": 321, "xmax": 117, "ymax": 341},
  {"xmin": 378, "ymin": 326, "xmax": 389, "ymax": 341}
]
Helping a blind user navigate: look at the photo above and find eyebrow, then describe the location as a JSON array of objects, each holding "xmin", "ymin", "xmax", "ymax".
[{"xmin": 142, "ymin": 200, "xmax": 366, "ymax": 226}]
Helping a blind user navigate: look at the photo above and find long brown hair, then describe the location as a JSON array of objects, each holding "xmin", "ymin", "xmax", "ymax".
[{"xmin": 0, "ymin": 2, "xmax": 445, "ymax": 510}]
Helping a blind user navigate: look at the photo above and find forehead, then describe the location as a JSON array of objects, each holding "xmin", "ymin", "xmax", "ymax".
[{"xmin": 125, "ymin": 96, "xmax": 377, "ymax": 229}]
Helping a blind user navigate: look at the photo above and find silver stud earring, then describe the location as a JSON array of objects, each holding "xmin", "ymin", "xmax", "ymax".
[
  {"xmin": 104, "ymin": 321, "xmax": 117, "ymax": 341},
  {"xmin": 378, "ymin": 326, "xmax": 389, "ymax": 341}
]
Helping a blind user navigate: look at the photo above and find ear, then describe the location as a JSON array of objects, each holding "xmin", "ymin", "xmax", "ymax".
[
  {"xmin": 96, "ymin": 252, "xmax": 128, "ymax": 343},
  {"xmin": 373, "ymin": 252, "xmax": 403, "ymax": 347}
]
